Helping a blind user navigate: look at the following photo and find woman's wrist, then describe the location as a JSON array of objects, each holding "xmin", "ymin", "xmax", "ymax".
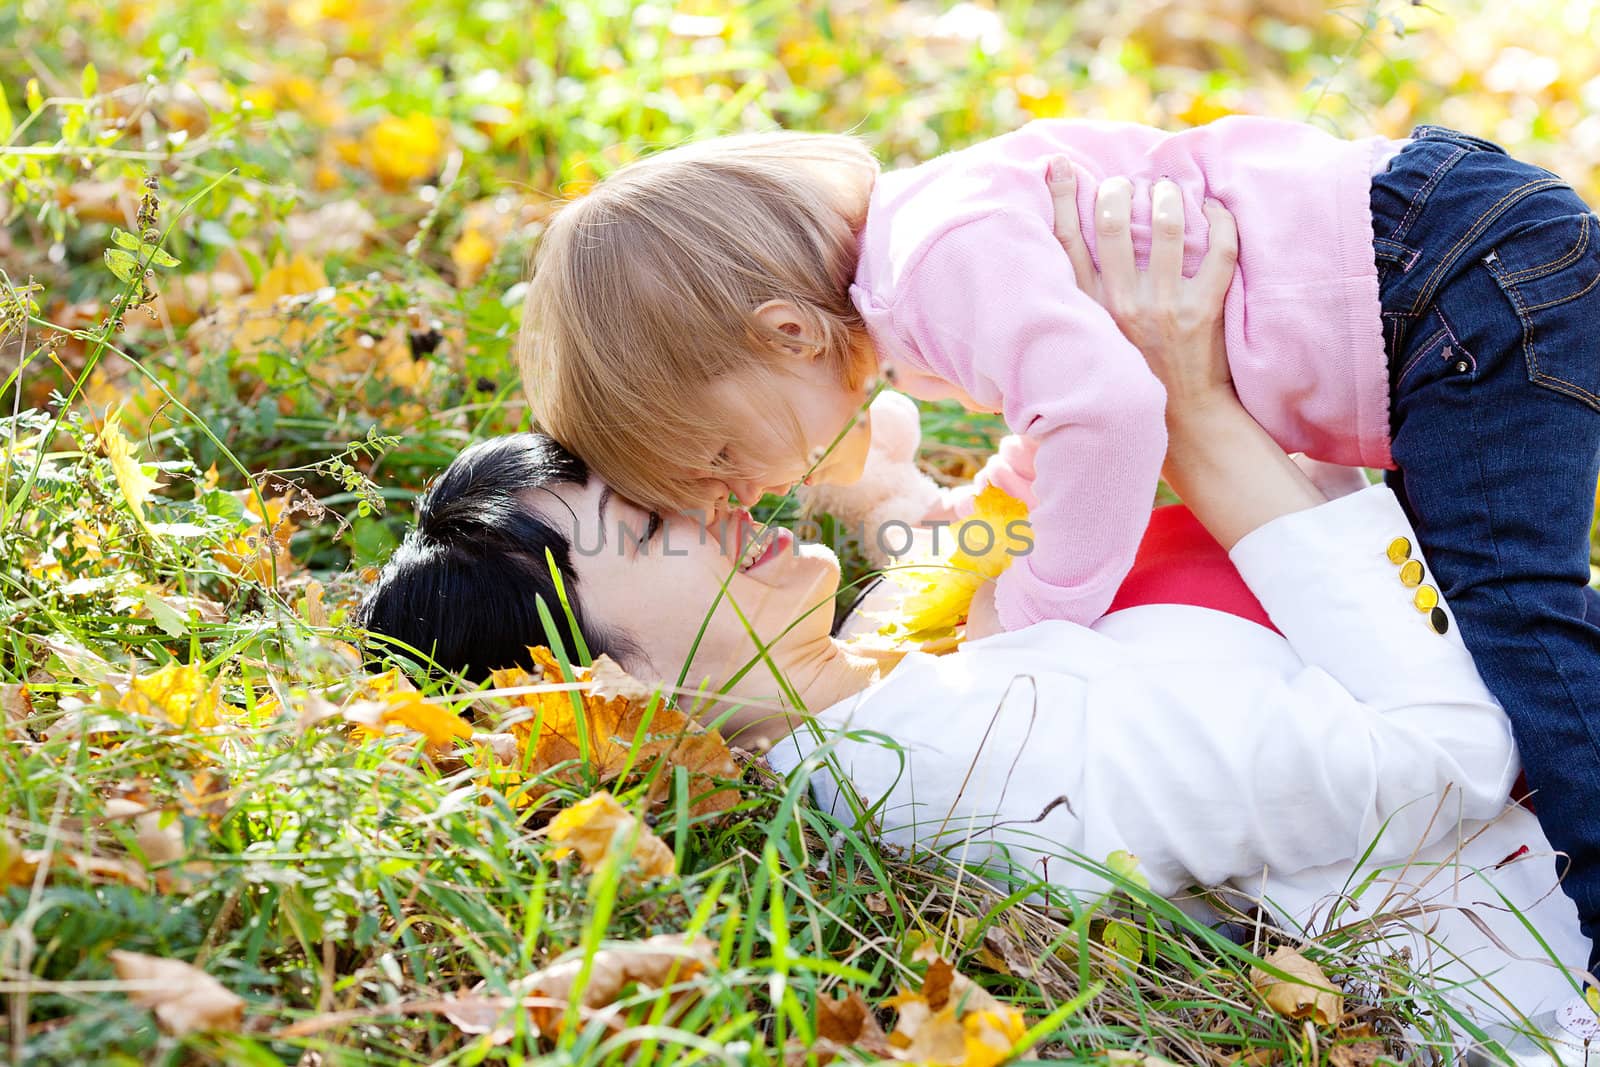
[{"xmin": 1162, "ymin": 395, "xmax": 1326, "ymax": 550}]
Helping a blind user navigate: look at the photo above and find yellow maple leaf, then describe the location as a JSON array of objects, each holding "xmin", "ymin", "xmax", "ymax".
[
  {"xmin": 489, "ymin": 648, "xmax": 738, "ymax": 815},
  {"xmin": 375, "ymin": 693, "xmax": 471, "ymax": 749},
  {"xmin": 884, "ymin": 486, "xmax": 1028, "ymax": 644},
  {"xmin": 100, "ymin": 414, "xmax": 164, "ymax": 524},
  {"xmin": 365, "ymin": 112, "xmax": 444, "ymax": 188},
  {"xmin": 118, "ymin": 662, "xmax": 223, "ymax": 730},
  {"xmin": 547, "ymin": 791, "xmax": 676, "ymax": 880}
]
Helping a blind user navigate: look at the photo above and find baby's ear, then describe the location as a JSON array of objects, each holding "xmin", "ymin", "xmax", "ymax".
[{"xmin": 867, "ymin": 389, "xmax": 922, "ymax": 464}]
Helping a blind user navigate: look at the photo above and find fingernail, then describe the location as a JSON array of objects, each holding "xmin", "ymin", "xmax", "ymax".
[{"xmin": 1047, "ymin": 158, "xmax": 1071, "ymax": 183}]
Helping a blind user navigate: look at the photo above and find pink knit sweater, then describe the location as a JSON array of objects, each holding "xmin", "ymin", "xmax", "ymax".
[{"xmin": 851, "ymin": 116, "xmax": 1399, "ymax": 631}]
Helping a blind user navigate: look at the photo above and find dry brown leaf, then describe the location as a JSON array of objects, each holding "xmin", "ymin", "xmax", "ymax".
[
  {"xmin": 441, "ymin": 993, "xmax": 520, "ymax": 1046},
  {"xmin": 1327, "ymin": 1024, "xmax": 1384, "ymax": 1067},
  {"xmin": 1221, "ymin": 1049, "xmax": 1276, "ymax": 1067},
  {"xmin": 3, "ymin": 683, "xmax": 33, "ymax": 737},
  {"xmin": 546, "ymin": 792, "xmax": 675, "ymax": 880},
  {"xmin": 817, "ymin": 988, "xmax": 891, "ymax": 1052},
  {"xmin": 110, "ymin": 950, "xmax": 245, "ymax": 1035},
  {"xmin": 884, "ymin": 949, "xmax": 1032, "ymax": 1065},
  {"xmin": 1250, "ymin": 947, "xmax": 1344, "ymax": 1026},
  {"xmin": 522, "ymin": 933, "xmax": 713, "ymax": 1037},
  {"xmin": 491, "ymin": 648, "xmax": 739, "ymax": 815},
  {"xmin": 1, "ymin": 829, "xmax": 38, "ymax": 888}
]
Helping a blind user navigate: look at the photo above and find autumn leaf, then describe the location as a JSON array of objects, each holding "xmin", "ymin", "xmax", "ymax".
[
  {"xmin": 522, "ymin": 933, "xmax": 714, "ymax": 1037},
  {"xmin": 546, "ymin": 791, "xmax": 675, "ymax": 880},
  {"xmin": 1250, "ymin": 947, "xmax": 1345, "ymax": 1026},
  {"xmin": 213, "ymin": 489, "xmax": 297, "ymax": 587},
  {"xmin": 1100, "ymin": 918, "xmax": 1142, "ymax": 963},
  {"xmin": 117, "ymin": 662, "xmax": 224, "ymax": 730},
  {"xmin": 3, "ymin": 683, "xmax": 32, "ymax": 737},
  {"xmin": 884, "ymin": 950, "xmax": 1034, "ymax": 1066},
  {"xmin": 1327, "ymin": 1024, "xmax": 1384, "ymax": 1067},
  {"xmin": 489, "ymin": 649, "xmax": 739, "ymax": 815},
  {"xmin": 100, "ymin": 414, "xmax": 164, "ymax": 525},
  {"xmin": 111, "ymin": 950, "xmax": 245, "ymax": 1035},
  {"xmin": 883, "ymin": 486, "xmax": 1028, "ymax": 645},
  {"xmin": 797, "ymin": 988, "xmax": 892, "ymax": 1064},
  {"xmin": 1, "ymin": 829, "xmax": 38, "ymax": 888},
  {"xmin": 364, "ymin": 112, "xmax": 445, "ymax": 187},
  {"xmin": 374, "ymin": 693, "xmax": 471, "ymax": 749}
]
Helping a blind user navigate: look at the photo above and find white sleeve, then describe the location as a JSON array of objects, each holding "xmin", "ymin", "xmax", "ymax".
[
  {"xmin": 773, "ymin": 487, "xmax": 1516, "ymax": 897},
  {"xmin": 1229, "ymin": 485, "xmax": 1490, "ymax": 716}
]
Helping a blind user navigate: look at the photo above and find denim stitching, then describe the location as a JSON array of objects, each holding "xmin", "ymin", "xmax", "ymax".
[
  {"xmin": 1486, "ymin": 251, "xmax": 1600, "ymax": 409},
  {"xmin": 1434, "ymin": 305, "xmax": 1475, "ymax": 373},
  {"xmin": 1409, "ymin": 177, "xmax": 1568, "ymax": 315},
  {"xmin": 1524, "ymin": 265, "xmax": 1600, "ymax": 314},
  {"xmin": 1396, "ymin": 325, "xmax": 1449, "ymax": 388},
  {"xmin": 1393, "ymin": 145, "xmax": 1467, "ymax": 244},
  {"xmin": 1503, "ymin": 213, "xmax": 1591, "ymax": 284}
]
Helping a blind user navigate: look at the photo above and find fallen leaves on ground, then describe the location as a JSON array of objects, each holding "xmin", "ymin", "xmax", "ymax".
[
  {"xmin": 794, "ymin": 989, "xmax": 892, "ymax": 1065},
  {"xmin": 489, "ymin": 648, "xmax": 739, "ymax": 815},
  {"xmin": 437, "ymin": 933, "xmax": 715, "ymax": 1046},
  {"xmin": 546, "ymin": 791, "xmax": 675, "ymax": 880},
  {"xmin": 1250, "ymin": 946, "xmax": 1344, "ymax": 1026},
  {"xmin": 110, "ymin": 950, "xmax": 245, "ymax": 1035},
  {"xmin": 343, "ymin": 692, "xmax": 472, "ymax": 752},
  {"xmin": 115, "ymin": 661, "xmax": 224, "ymax": 730},
  {"xmin": 884, "ymin": 950, "xmax": 1033, "ymax": 1066}
]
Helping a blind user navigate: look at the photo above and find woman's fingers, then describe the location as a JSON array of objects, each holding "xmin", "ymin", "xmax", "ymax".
[
  {"xmin": 1094, "ymin": 177, "xmax": 1137, "ymax": 290},
  {"xmin": 1148, "ymin": 180, "xmax": 1186, "ymax": 287},
  {"xmin": 1195, "ymin": 199, "xmax": 1240, "ymax": 304},
  {"xmin": 1047, "ymin": 158, "xmax": 1098, "ymax": 294}
]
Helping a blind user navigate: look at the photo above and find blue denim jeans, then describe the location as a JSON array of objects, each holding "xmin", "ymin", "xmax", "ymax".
[{"xmin": 1372, "ymin": 125, "xmax": 1600, "ymax": 979}]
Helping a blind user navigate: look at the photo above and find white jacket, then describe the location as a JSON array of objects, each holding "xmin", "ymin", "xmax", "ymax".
[{"xmin": 769, "ymin": 486, "xmax": 1589, "ymax": 1016}]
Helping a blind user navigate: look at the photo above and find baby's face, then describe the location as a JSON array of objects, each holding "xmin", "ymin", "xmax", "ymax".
[{"xmin": 697, "ymin": 363, "xmax": 873, "ymax": 509}]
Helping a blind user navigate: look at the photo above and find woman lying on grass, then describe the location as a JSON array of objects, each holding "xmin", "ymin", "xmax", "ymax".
[{"xmin": 359, "ymin": 195, "xmax": 1595, "ymax": 1060}]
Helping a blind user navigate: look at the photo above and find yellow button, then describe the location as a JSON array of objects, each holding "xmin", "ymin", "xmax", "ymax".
[
  {"xmin": 1428, "ymin": 606, "xmax": 1450, "ymax": 635},
  {"xmin": 1414, "ymin": 585, "xmax": 1439, "ymax": 612},
  {"xmin": 1399, "ymin": 559, "xmax": 1424, "ymax": 587},
  {"xmin": 1386, "ymin": 537, "xmax": 1412, "ymax": 565}
]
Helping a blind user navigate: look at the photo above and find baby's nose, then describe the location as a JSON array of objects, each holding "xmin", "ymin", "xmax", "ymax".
[{"xmin": 727, "ymin": 480, "xmax": 765, "ymax": 507}]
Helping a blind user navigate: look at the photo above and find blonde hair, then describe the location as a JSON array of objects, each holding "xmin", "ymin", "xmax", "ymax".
[{"xmin": 520, "ymin": 132, "xmax": 881, "ymax": 512}]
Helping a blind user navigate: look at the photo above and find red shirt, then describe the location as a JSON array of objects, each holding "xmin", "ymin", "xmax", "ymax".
[{"xmin": 1108, "ymin": 504, "xmax": 1278, "ymax": 634}]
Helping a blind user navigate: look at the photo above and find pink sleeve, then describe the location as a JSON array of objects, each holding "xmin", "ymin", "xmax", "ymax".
[{"xmin": 891, "ymin": 210, "xmax": 1168, "ymax": 629}]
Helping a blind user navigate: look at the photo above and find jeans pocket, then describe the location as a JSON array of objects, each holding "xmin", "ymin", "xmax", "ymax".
[{"xmin": 1484, "ymin": 212, "xmax": 1600, "ymax": 412}]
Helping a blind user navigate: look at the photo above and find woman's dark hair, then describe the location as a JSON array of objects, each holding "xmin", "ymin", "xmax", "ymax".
[{"xmin": 355, "ymin": 433, "xmax": 631, "ymax": 679}]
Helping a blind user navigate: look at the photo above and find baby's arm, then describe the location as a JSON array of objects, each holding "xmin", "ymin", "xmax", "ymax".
[{"xmin": 892, "ymin": 209, "xmax": 1168, "ymax": 630}]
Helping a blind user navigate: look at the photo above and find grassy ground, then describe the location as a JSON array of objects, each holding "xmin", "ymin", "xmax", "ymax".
[{"xmin": 4, "ymin": 0, "xmax": 1600, "ymax": 1063}]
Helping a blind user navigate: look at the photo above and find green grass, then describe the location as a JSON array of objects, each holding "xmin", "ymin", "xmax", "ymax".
[{"xmin": 4, "ymin": 0, "xmax": 1599, "ymax": 1062}]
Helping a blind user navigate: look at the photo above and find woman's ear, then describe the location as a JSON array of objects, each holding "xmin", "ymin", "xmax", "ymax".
[{"xmin": 752, "ymin": 300, "xmax": 819, "ymax": 361}]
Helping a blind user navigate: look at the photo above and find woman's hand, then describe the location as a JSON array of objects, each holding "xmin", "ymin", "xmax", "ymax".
[
  {"xmin": 1045, "ymin": 160, "xmax": 1325, "ymax": 549},
  {"xmin": 1047, "ymin": 163, "xmax": 1239, "ymax": 417}
]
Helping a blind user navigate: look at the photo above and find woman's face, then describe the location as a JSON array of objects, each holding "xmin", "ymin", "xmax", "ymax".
[{"xmin": 529, "ymin": 476, "xmax": 844, "ymax": 718}]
